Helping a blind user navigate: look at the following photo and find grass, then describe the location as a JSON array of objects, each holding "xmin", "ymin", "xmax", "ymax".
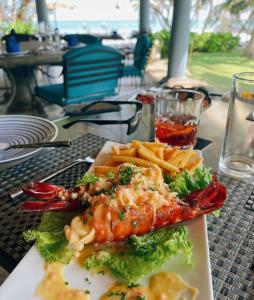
[{"xmin": 188, "ymin": 49, "xmax": 254, "ymax": 93}]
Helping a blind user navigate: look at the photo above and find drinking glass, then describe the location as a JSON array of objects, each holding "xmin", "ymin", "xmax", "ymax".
[
  {"xmin": 219, "ymin": 72, "xmax": 254, "ymax": 179},
  {"xmin": 155, "ymin": 89, "xmax": 204, "ymax": 148}
]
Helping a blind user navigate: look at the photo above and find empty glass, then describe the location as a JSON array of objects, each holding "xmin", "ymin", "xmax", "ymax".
[{"xmin": 219, "ymin": 72, "xmax": 254, "ymax": 179}]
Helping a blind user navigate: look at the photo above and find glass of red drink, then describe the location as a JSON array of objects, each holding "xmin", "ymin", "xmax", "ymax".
[{"xmin": 155, "ymin": 89, "xmax": 204, "ymax": 148}]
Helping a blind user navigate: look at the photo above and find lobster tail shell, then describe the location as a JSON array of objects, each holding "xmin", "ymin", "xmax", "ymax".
[
  {"xmin": 22, "ymin": 182, "xmax": 64, "ymax": 199},
  {"xmin": 184, "ymin": 175, "xmax": 226, "ymax": 215}
]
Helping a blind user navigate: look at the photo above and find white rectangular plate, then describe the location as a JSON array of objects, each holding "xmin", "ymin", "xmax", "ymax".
[{"xmin": 0, "ymin": 141, "xmax": 213, "ymax": 300}]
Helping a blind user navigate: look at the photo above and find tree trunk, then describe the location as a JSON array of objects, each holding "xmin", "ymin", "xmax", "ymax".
[
  {"xmin": 245, "ymin": 28, "xmax": 254, "ymax": 58},
  {"xmin": 16, "ymin": 0, "xmax": 31, "ymax": 21}
]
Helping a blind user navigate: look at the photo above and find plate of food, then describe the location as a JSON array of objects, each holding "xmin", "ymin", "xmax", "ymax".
[{"xmin": 0, "ymin": 140, "xmax": 227, "ymax": 300}]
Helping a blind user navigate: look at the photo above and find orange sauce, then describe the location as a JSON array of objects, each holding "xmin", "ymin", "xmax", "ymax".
[
  {"xmin": 36, "ymin": 263, "xmax": 90, "ymax": 300},
  {"xmin": 101, "ymin": 272, "xmax": 198, "ymax": 300}
]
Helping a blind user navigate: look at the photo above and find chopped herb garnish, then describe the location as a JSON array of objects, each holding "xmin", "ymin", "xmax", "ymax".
[
  {"xmin": 85, "ymin": 277, "xmax": 91, "ymax": 284},
  {"xmin": 106, "ymin": 172, "xmax": 115, "ymax": 179},
  {"xmin": 108, "ymin": 290, "xmax": 121, "ymax": 296},
  {"xmin": 97, "ymin": 270, "xmax": 105, "ymax": 275},
  {"xmin": 127, "ymin": 283, "xmax": 140, "ymax": 288},
  {"xmin": 119, "ymin": 166, "xmax": 135, "ymax": 185},
  {"xmin": 112, "ymin": 183, "xmax": 118, "ymax": 192},
  {"xmin": 119, "ymin": 210, "xmax": 125, "ymax": 221},
  {"xmin": 85, "ymin": 290, "xmax": 90, "ymax": 294},
  {"xmin": 137, "ymin": 296, "xmax": 147, "ymax": 300},
  {"xmin": 121, "ymin": 293, "xmax": 127, "ymax": 300}
]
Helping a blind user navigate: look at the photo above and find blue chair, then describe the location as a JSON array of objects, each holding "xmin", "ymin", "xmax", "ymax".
[
  {"xmin": 35, "ymin": 44, "xmax": 124, "ymax": 106},
  {"xmin": 121, "ymin": 35, "xmax": 151, "ymax": 86},
  {"xmin": 77, "ymin": 34, "xmax": 101, "ymax": 45},
  {"xmin": 63, "ymin": 34, "xmax": 101, "ymax": 45}
]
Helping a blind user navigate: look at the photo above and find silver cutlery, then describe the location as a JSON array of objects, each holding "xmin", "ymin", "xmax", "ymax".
[
  {"xmin": 0, "ymin": 140, "xmax": 72, "ymax": 151},
  {"xmin": 9, "ymin": 156, "xmax": 95, "ymax": 199}
]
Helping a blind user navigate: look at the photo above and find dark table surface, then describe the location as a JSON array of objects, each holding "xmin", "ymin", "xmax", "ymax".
[{"xmin": 0, "ymin": 96, "xmax": 253, "ymax": 299}]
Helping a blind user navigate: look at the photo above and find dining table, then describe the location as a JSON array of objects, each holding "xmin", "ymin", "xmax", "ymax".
[
  {"xmin": 0, "ymin": 48, "xmax": 65, "ymax": 113},
  {"xmin": 0, "ymin": 95, "xmax": 253, "ymax": 299}
]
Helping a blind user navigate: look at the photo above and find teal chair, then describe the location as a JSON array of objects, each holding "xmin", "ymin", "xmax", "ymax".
[
  {"xmin": 121, "ymin": 35, "xmax": 151, "ymax": 86},
  {"xmin": 35, "ymin": 44, "xmax": 124, "ymax": 106},
  {"xmin": 63, "ymin": 34, "xmax": 101, "ymax": 45}
]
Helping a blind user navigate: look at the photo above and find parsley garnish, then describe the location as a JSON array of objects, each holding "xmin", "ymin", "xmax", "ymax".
[
  {"xmin": 112, "ymin": 183, "xmax": 118, "ymax": 192},
  {"xmin": 119, "ymin": 210, "xmax": 125, "ymax": 221},
  {"xmin": 119, "ymin": 166, "xmax": 135, "ymax": 185},
  {"xmin": 108, "ymin": 290, "xmax": 121, "ymax": 296},
  {"xmin": 85, "ymin": 290, "xmax": 90, "ymax": 294},
  {"xmin": 127, "ymin": 283, "xmax": 140, "ymax": 288},
  {"xmin": 137, "ymin": 297, "xmax": 147, "ymax": 300},
  {"xmin": 97, "ymin": 270, "xmax": 105, "ymax": 275}
]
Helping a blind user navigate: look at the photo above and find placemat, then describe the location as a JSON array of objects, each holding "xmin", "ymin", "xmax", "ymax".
[
  {"xmin": 0, "ymin": 133, "xmax": 253, "ymax": 299},
  {"xmin": 207, "ymin": 175, "xmax": 254, "ymax": 300},
  {"xmin": 0, "ymin": 133, "xmax": 107, "ymax": 271}
]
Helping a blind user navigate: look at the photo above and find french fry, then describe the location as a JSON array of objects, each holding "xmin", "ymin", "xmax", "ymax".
[
  {"xmin": 142, "ymin": 142, "xmax": 167, "ymax": 152},
  {"xmin": 94, "ymin": 166, "xmax": 116, "ymax": 174},
  {"xmin": 169, "ymin": 148, "xmax": 193, "ymax": 169},
  {"xmin": 131, "ymin": 140, "xmax": 143, "ymax": 148},
  {"xmin": 118, "ymin": 148, "xmax": 137, "ymax": 157},
  {"xmin": 186, "ymin": 157, "xmax": 203, "ymax": 171},
  {"xmin": 156, "ymin": 147, "xmax": 165, "ymax": 160},
  {"xmin": 137, "ymin": 145, "xmax": 179, "ymax": 173},
  {"xmin": 111, "ymin": 145, "xmax": 120, "ymax": 155},
  {"xmin": 111, "ymin": 155, "xmax": 158, "ymax": 168}
]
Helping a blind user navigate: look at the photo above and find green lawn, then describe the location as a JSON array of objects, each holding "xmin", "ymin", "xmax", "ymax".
[{"xmin": 188, "ymin": 50, "xmax": 254, "ymax": 93}]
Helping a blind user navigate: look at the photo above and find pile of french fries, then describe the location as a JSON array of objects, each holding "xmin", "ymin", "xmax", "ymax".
[{"xmin": 94, "ymin": 140, "xmax": 203, "ymax": 177}]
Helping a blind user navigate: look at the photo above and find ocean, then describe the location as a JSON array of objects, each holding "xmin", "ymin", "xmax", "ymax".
[
  {"xmin": 55, "ymin": 20, "xmax": 161, "ymax": 37},
  {"xmin": 57, "ymin": 20, "xmax": 139, "ymax": 36}
]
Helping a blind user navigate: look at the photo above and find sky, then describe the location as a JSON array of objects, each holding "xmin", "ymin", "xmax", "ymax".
[{"xmin": 51, "ymin": 0, "xmax": 138, "ymax": 21}]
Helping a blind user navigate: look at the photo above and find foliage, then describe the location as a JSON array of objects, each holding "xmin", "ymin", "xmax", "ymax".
[
  {"xmin": 150, "ymin": 29, "xmax": 170, "ymax": 58},
  {"xmin": 153, "ymin": 30, "xmax": 239, "ymax": 57},
  {"xmin": 3, "ymin": 19, "xmax": 36, "ymax": 34},
  {"xmin": 190, "ymin": 32, "xmax": 240, "ymax": 53}
]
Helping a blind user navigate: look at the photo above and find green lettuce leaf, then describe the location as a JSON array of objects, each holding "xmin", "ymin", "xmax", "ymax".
[
  {"xmin": 85, "ymin": 226, "xmax": 192, "ymax": 283},
  {"xmin": 23, "ymin": 212, "xmax": 75, "ymax": 264},
  {"xmin": 75, "ymin": 172, "xmax": 99, "ymax": 186},
  {"xmin": 165, "ymin": 167, "xmax": 212, "ymax": 198}
]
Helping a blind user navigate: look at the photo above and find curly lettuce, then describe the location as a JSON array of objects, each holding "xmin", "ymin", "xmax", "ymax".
[
  {"xmin": 23, "ymin": 212, "xmax": 75, "ymax": 264},
  {"xmin": 164, "ymin": 167, "xmax": 212, "ymax": 198},
  {"xmin": 85, "ymin": 226, "xmax": 192, "ymax": 283}
]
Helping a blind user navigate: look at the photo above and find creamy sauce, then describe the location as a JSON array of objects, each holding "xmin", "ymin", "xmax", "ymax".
[
  {"xmin": 36, "ymin": 263, "xmax": 90, "ymax": 300},
  {"xmin": 100, "ymin": 282, "xmax": 147, "ymax": 300},
  {"xmin": 101, "ymin": 272, "xmax": 198, "ymax": 300},
  {"xmin": 148, "ymin": 272, "xmax": 198, "ymax": 300}
]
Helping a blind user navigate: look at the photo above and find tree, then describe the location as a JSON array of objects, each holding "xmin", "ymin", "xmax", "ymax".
[{"xmin": 215, "ymin": 0, "xmax": 254, "ymax": 57}]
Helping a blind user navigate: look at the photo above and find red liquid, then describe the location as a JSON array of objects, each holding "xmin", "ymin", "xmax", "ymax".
[{"xmin": 155, "ymin": 114, "xmax": 198, "ymax": 147}]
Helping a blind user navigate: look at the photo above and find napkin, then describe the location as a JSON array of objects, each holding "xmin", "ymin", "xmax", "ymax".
[
  {"xmin": 67, "ymin": 35, "xmax": 78, "ymax": 47},
  {"xmin": 6, "ymin": 32, "xmax": 21, "ymax": 53}
]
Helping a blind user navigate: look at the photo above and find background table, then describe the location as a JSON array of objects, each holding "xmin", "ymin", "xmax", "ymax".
[
  {"xmin": 0, "ymin": 50, "xmax": 64, "ymax": 112},
  {"xmin": 0, "ymin": 98, "xmax": 253, "ymax": 299}
]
